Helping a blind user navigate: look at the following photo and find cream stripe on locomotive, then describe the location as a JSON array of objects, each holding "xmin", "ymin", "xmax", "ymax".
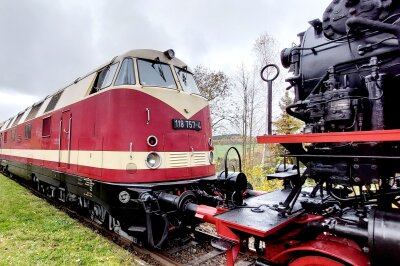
[{"xmin": 0, "ymin": 149, "xmax": 210, "ymax": 170}]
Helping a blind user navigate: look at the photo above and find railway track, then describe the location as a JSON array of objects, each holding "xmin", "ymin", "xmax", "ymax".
[{"xmin": 2, "ymin": 172, "xmax": 256, "ymax": 266}]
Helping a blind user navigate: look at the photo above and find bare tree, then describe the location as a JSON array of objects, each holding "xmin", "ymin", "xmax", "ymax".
[
  {"xmin": 253, "ymin": 32, "xmax": 283, "ymax": 165},
  {"xmin": 253, "ymin": 32, "xmax": 278, "ymax": 71},
  {"xmin": 193, "ymin": 65, "xmax": 232, "ymax": 134},
  {"xmin": 231, "ymin": 64, "xmax": 265, "ymax": 170}
]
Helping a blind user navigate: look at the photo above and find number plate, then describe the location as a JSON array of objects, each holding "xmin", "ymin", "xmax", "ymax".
[{"xmin": 172, "ymin": 119, "xmax": 202, "ymax": 131}]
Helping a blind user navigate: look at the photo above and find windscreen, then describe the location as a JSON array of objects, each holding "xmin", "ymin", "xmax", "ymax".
[
  {"xmin": 175, "ymin": 67, "xmax": 200, "ymax": 94},
  {"xmin": 137, "ymin": 59, "xmax": 177, "ymax": 89}
]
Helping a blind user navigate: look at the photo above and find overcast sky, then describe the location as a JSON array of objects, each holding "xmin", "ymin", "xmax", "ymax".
[{"xmin": 0, "ymin": 0, "xmax": 332, "ymax": 121}]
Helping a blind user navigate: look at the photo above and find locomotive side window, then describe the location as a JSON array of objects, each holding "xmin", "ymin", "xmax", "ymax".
[
  {"xmin": 45, "ymin": 90, "xmax": 64, "ymax": 113},
  {"xmin": 26, "ymin": 101, "xmax": 44, "ymax": 121},
  {"xmin": 25, "ymin": 124, "xmax": 32, "ymax": 139},
  {"xmin": 4, "ymin": 131, "xmax": 7, "ymax": 143},
  {"xmin": 93, "ymin": 68, "xmax": 108, "ymax": 91},
  {"xmin": 137, "ymin": 59, "xmax": 177, "ymax": 89},
  {"xmin": 115, "ymin": 58, "xmax": 135, "ymax": 86},
  {"xmin": 4, "ymin": 118, "xmax": 13, "ymax": 129},
  {"xmin": 11, "ymin": 113, "xmax": 23, "ymax": 127},
  {"xmin": 42, "ymin": 117, "xmax": 51, "ymax": 137},
  {"xmin": 101, "ymin": 63, "xmax": 119, "ymax": 89},
  {"xmin": 91, "ymin": 63, "xmax": 119, "ymax": 94},
  {"xmin": 174, "ymin": 67, "xmax": 201, "ymax": 94},
  {"xmin": 0, "ymin": 120, "xmax": 8, "ymax": 131}
]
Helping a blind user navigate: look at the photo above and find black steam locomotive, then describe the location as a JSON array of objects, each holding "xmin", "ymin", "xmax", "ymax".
[
  {"xmin": 280, "ymin": 0, "xmax": 400, "ymax": 201},
  {"xmin": 274, "ymin": 0, "xmax": 400, "ymax": 264}
]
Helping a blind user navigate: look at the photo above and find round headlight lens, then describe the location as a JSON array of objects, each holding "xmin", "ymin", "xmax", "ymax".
[
  {"xmin": 164, "ymin": 49, "xmax": 175, "ymax": 59},
  {"xmin": 209, "ymin": 151, "xmax": 214, "ymax": 164},
  {"xmin": 145, "ymin": 152, "xmax": 161, "ymax": 169}
]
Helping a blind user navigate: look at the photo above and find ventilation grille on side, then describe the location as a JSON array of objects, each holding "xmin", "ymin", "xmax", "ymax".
[
  {"xmin": 169, "ymin": 152, "xmax": 189, "ymax": 168},
  {"xmin": 192, "ymin": 152, "xmax": 208, "ymax": 166}
]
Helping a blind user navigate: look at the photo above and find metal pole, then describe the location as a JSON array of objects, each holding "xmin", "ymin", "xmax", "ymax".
[
  {"xmin": 260, "ymin": 64, "xmax": 279, "ymax": 136},
  {"xmin": 267, "ymin": 80, "xmax": 273, "ymax": 135}
]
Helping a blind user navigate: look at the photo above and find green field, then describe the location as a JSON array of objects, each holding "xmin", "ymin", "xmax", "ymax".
[
  {"xmin": 214, "ymin": 144, "xmax": 242, "ymax": 160},
  {"xmin": 0, "ymin": 174, "xmax": 141, "ymax": 266},
  {"xmin": 214, "ymin": 144, "xmax": 264, "ymax": 160}
]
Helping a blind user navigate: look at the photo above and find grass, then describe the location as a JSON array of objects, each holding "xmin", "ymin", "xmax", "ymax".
[
  {"xmin": 0, "ymin": 174, "xmax": 140, "ymax": 266},
  {"xmin": 213, "ymin": 144, "xmax": 243, "ymax": 160}
]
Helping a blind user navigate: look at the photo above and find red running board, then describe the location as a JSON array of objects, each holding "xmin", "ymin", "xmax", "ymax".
[{"xmin": 257, "ymin": 129, "xmax": 400, "ymax": 144}]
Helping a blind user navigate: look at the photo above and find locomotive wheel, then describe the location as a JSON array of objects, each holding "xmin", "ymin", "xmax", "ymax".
[
  {"xmin": 289, "ymin": 256, "xmax": 345, "ymax": 266},
  {"xmin": 89, "ymin": 202, "xmax": 107, "ymax": 225}
]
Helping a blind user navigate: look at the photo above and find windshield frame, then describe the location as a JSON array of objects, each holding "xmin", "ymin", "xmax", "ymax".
[{"xmin": 137, "ymin": 58, "xmax": 178, "ymax": 90}]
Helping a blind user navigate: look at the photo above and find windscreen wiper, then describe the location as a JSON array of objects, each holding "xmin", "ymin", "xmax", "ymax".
[
  {"xmin": 152, "ymin": 57, "xmax": 166, "ymax": 82},
  {"xmin": 179, "ymin": 66, "xmax": 188, "ymax": 85}
]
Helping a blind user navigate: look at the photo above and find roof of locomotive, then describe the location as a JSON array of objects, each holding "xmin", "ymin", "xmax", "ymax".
[
  {"xmin": 90, "ymin": 49, "xmax": 192, "ymax": 75},
  {"xmin": 120, "ymin": 49, "xmax": 191, "ymax": 71},
  {"xmin": 0, "ymin": 49, "xmax": 193, "ymax": 130}
]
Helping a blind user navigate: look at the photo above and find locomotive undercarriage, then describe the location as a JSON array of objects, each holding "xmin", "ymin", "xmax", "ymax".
[
  {"xmin": 4, "ymin": 146, "xmax": 400, "ymax": 265},
  {"xmin": 0, "ymin": 159, "xmax": 222, "ymax": 246}
]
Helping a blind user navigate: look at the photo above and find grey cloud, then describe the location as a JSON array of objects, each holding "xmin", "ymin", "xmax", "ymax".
[
  {"xmin": 0, "ymin": 0, "xmax": 332, "ymax": 120},
  {"xmin": 0, "ymin": 0, "xmax": 97, "ymax": 95}
]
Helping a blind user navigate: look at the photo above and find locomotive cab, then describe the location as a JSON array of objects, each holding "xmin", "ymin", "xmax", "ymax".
[{"xmin": 77, "ymin": 49, "xmax": 215, "ymax": 182}]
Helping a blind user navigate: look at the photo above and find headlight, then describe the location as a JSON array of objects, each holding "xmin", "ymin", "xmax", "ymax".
[
  {"xmin": 164, "ymin": 49, "xmax": 175, "ymax": 59},
  {"xmin": 145, "ymin": 152, "xmax": 161, "ymax": 169},
  {"xmin": 209, "ymin": 151, "xmax": 214, "ymax": 164}
]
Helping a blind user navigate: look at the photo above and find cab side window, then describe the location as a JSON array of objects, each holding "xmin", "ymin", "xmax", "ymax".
[
  {"xmin": 115, "ymin": 58, "xmax": 135, "ymax": 85},
  {"xmin": 90, "ymin": 63, "xmax": 119, "ymax": 94}
]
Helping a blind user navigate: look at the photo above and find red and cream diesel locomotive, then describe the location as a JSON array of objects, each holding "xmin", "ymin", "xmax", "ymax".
[{"xmin": 0, "ymin": 49, "xmax": 220, "ymax": 245}]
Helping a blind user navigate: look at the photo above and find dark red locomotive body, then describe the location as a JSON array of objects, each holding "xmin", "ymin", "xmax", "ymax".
[{"xmin": 0, "ymin": 49, "xmax": 217, "ymax": 245}]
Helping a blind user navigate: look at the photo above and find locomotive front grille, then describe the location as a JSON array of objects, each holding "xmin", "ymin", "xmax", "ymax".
[
  {"xmin": 169, "ymin": 152, "xmax": 190, "ymax": 168},
  {"xmin": 192, "ymin": 152, "xmax": 208, "ymax": 166},
  {"xmin": 167, "ymin": 152, "xmax": 208, "ymax": 168}
]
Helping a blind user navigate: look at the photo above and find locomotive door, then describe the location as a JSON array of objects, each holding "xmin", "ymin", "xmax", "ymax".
[{"xmin": 59, "ymin": 110, "xmax": 72, "ymax": 168}]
